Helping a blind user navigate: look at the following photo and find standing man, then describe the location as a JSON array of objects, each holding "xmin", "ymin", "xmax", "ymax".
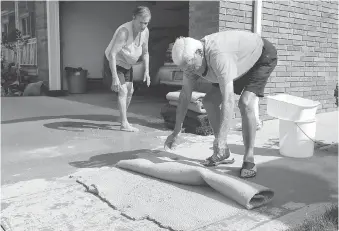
[
  {"xmin": 164, "ymin": 30, "xmax": 277, "ymax": 178},
  {"xmin": 104, "ymin": 6, "xmax": 151, "ymax": 132}
]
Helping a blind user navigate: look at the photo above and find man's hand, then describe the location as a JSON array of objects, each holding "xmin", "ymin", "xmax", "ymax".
[
  {"xmin": 164, "ymin": 132, "xmax": 180, "ymax": 151},
  {"xmin": 143, "ymin": 72, "xmax": 151, "ymax": 87},
  {"xmin": 111, "ymin": 76, "xmax": 121, "ymax": 92}
]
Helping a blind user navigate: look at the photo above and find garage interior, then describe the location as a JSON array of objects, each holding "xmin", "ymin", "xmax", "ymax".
[{"xmin": 59, "ymin": 1, "xmax": 189, "ymax": 93}]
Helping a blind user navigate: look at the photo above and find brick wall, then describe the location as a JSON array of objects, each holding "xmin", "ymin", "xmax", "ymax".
[
  {"xmin": 189, "ymin": 0, "xmax": 338, "ymax": 120},
  {"xmin": 219, "ymin": 0, "xmax": 253, "ymax": 32},
  {"xmin": 261, "ymin": 0, "xmax": 338, "ymax": 118}
]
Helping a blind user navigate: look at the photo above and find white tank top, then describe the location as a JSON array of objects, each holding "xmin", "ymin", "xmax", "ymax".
[{"xmin": 105, "ymin": 21, "xmax": 148, "ymax": 69}]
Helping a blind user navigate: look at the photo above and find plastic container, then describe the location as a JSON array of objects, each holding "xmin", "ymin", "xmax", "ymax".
[
  {"xmin": 66, "ymin": 69, "xmax": 88, "ymax": 94},
  {"xmin": 267, "ymin": 94, "xmax": 320, "ymax": 122},
  {"xmin": 279, "ymin": 119, "xmax": 317, "ymax": 158}
]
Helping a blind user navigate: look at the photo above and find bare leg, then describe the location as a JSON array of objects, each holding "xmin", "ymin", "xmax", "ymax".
[
  {"xmin": 118, "ymin": 84, "xmax": 128, "ymax": 125},
  {"xmin": 235, "ymin": 97, "xmax": 262, "ymax": 130},
  {"xmin": 126, "ymin": 82, "xmax": 134, "ymax": 109},
  {"xmin": 238, "ymin": 91, "xmax": 258, "ymax": 163},
  {"xmin": 118, "ymin": 82, "xmax": 133, "ymax": 122},
  {"xmin": 253, "ymin": 96, "xmax": 261, "ymax": 125},
  {"xmin": 202, "ymin": 86, "xmax": 235, "ymax": 166},
  {"xmin": 202, "ymin": 87, "xmax": 222, "ymax": 137},
  {"xmin": 120, "ymin": 82, "xmax": 138, "ymax": 132}
]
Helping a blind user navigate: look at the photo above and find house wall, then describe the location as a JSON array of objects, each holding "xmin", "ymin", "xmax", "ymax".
[
  {"xmin": 189, "ymin": 0, "xmax": 338, "ymax": 119},
  {"xmin": 60, "ymin": 1, "xmax": 188, "ymax": 86},
  {"xmin": 260, "ymin": 0, "xmax": 338, "ymax": 117}
]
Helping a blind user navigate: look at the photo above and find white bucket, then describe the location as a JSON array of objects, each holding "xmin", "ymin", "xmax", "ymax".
[
  {"xmin": 279, "ymin": 119, "xmax": 317, "ymax": 158},
  {"xmin": 267, "ymin": 94, "xmax": 320, "ymax": 122}
]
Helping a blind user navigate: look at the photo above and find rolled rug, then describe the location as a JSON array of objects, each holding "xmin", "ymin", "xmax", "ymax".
[
  {"xmin": 161, "ymin": 104, "xmax": 210, "ymax": 126},
  {"xmin": 166, "ymin": 91, "xmax": 206, "ymax": 103},
  {"xmin": 162, "ymin": 107, "xmax": 212, "ymax": 135},
  {"xmin": 116, "ymin": 159, "xmax": 274, "ymax": 210},
  {"xmin": 164, "ymin": 120, "xmax": 213, "ymax": 136},
  {"xmin": 163, "ymin": 116, "xmax": 212, "ymax": 136},
  {"xmin": 117, "ymin": 159, "xmax": 206, "ymax": 185},
  {"xmin": 195, "ymin": 125, "xmax": 214, "ymax": 136},
  {"xmin": 169, "ymin": 100, "xmax": 206, "ymax": 114},
  {"xmin": 188, "ymin": 114, "xmax": 210, "ymax": 127},
  {"xmin": 200, "ymin": 169, "xmax": 274, "ymax": 210}
]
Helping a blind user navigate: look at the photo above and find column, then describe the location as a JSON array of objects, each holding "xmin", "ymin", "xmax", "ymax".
[{"xmin": 46, "ymin": 1, "xmax": 61, "ymax": 91}]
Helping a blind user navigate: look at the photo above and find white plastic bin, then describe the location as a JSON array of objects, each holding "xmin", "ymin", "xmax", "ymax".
[
  {"xmin": 267, "ymin": 94, "xmax": 320, "ymax": 122},
  {"xmin": 279, "ymin": 119, "xmax": 317, "ymax": 158}
]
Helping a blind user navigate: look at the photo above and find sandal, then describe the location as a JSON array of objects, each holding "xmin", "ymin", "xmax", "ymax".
[
  {"xmin": 240, "ymin": 162, "xmax": 257, "ymax": 178},
  {"xmin": 202, "ymin": 152, "xmax": 235, "ymax": 167}
]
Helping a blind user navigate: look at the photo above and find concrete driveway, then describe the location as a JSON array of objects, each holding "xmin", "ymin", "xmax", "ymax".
[{"xmin": 1, "ymin": 95, "xmax": 337, "ymax": 231}]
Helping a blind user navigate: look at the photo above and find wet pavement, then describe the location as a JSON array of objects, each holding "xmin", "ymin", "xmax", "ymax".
[{"xmin": 1, "ymin": 94, "xmax": 338, "ymax": 231}]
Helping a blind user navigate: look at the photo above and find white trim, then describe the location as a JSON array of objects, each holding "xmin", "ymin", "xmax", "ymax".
[
  {"xmin": 19, "ymin": 12, "xmax": 30, "ymax": 18},
  {"xmin": 1, "ymin": 10, "xmax": 15, "ymax": 17},
  {"xmin": 14, "ymin": 1, "xmax": 19, "ymax": 30},
  {"xmin": 254, "ymin": 0, "xmax": 262, "ymax": 35},
  {"xmin": 47, "ymin": 1, "xmax": 61, "ymax": 90}
]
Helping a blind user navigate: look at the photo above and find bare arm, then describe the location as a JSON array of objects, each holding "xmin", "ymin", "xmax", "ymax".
[
  {"xmin": 109, "ymin": 28, "xmax": 128, "ymax": 80},
  {"xmin": 173, "ymin": 73, "xmax": 198, "ymax": 135},
  {"xmin": 142, "ymin": 30, "xmax": 150, "ymax": 74},
  {"xmin": 216, "ymin": 59, "xmax": 236, "ymax": 147}
]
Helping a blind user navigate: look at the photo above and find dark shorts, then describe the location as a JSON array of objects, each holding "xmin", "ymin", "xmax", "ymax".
[
  {"xmin": 213, "ymin": 38, "xmax": 278, "ymax": 97},
  {"xmin": 103, "ymin": 55, "xmax": 133, "ymax": 86}
]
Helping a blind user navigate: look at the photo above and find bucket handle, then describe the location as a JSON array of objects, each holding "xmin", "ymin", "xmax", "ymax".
[{"xmin": 295, "ymin": 122, "xmax": 316, "ymax": 143}]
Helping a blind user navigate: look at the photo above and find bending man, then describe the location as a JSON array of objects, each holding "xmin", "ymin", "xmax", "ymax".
[
  {"xmin": 104, "ymin": 6, "xmax": 151, "ymax": 132},
  {"xmin": 164, "ymin": 30, "xmax": 277, "ymax": 178}
]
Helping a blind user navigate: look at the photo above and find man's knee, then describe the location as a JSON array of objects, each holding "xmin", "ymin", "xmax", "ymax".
[{"xmin": 238, "ymin": 92, "xmax": 257, "ymax": 112}]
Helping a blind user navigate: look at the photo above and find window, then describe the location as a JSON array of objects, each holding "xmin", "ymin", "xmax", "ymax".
[
  {"xmin": 20, "ymin": 16, "xmax": 31, "ymax": 38},
  {"xmin": 2, "ymin": 23, "xmax": 9, "ymax": 35}
]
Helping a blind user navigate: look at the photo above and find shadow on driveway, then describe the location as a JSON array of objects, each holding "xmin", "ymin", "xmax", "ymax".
[{"xmin": 2, "ymin": 114, "xmax": 167, "ymax": 131}]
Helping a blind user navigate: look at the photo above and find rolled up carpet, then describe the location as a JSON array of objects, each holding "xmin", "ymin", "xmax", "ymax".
[
  {"xmin": 161, "ymin": 103, "xmax": 213, "ymax": 135},
  {"xmin": 195, "ymin": 125, "xmax": 214, "ymax": 136},
  {"xmin": 166, "ymin": 91, "xmax": 206, "ymax": 103},
  {"xmin": 161, "ymin": 104, "xmax": 210, "ymax": 126},
  {"xmin": 169, "ymin": 100, "xmax": 206, "ymax": 114},
  {"xmin": 164, "ymin": 119, "xmax": 213, "ymax": 136},
  {"xmin": 116, "ymin": 159, "xmax": 274, "ymax": 210}
]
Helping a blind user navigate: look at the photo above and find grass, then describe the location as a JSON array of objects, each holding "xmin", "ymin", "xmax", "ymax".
[{"xmin": 287, "ymin": 204, "xmax": 338, "ymax": 231}]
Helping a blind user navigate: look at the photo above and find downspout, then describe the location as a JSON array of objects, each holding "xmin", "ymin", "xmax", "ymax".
[
  {"xmin": 253, "ymin": 0, "xmax": 262, "ymax": 121},
  {"xmin": 253, "ymin": 0, "xmax": 262, "ymax": 35}
]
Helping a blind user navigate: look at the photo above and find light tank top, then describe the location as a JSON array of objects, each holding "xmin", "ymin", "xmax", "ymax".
[{"xmin": 105, "ymin": 21, "xmax": 148, "ymax": 69}]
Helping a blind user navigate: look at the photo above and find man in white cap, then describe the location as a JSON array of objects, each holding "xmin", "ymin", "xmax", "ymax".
[{"xmin": 164, "ymin": 30, "xmax": 277, "ymax": 178}]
